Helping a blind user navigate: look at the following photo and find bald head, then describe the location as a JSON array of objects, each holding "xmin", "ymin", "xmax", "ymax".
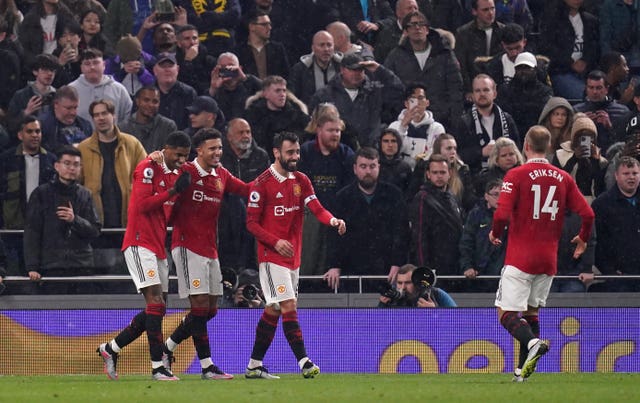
[
  {"xmin": 327, "ymin": 21, "xmax": 351, "ymax": 53},
  {"xmin": 396, "ymin": 0, "xmax": 419, "ymax": 20},
  {"xmin": 312, "ymin": 30, "xmax": 335, "ymax": 66},
  {"xmin": 227, "ymin": 118, "xmax": 252, "ymax": 155}
]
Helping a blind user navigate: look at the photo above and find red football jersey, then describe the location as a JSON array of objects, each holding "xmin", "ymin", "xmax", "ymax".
[
  {"xmin": 491, "ymin": 158, "xmax": 594, "ymax": 275},
  {"xmin": 247, "ymin": 166, "xmax": 333, "ymax": 270},
  {"xmin": 171, "ymin": 160, "xmax": 249, "ymax": 258},
  {"xmin": 122, "ymin": 158, "xmax": 179, "ymax": 258}
]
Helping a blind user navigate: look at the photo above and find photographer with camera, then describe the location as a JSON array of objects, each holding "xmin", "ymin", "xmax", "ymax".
[
  {"xmin": 378, "ymin": 264, "xmax": 456, "ymax": 308},
  {"xmin": 220, "ymin": 268, "xmax": 265, "ymax": 308}
]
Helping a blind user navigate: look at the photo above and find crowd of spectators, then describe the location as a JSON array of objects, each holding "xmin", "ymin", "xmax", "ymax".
[{"xmin": 1, "ymin": 0, "xmax": 640, "ymax": 296}]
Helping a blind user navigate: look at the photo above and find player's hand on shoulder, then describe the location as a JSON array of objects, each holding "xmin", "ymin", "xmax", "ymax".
[{"xmin": 148, "ymin": 151, "xmax": 164, "ymax": 164}]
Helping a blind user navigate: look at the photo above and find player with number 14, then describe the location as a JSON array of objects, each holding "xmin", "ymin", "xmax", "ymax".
[{"xmin": 489, "ymin": 126, "xmax": 594, "ymax": 381}]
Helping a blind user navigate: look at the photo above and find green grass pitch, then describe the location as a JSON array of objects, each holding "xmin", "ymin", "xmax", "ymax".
[{"xmin": 1, "ymin": 373, "xmax": 638, "ymax": 403}]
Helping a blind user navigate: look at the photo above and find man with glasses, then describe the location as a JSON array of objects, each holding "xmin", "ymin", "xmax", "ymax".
[
  {"xmin": 69, "ymin": 48, "xmax": 132, "ymax": 126},
  {"xmin": 235, "ymin": 10, "xmax": 289, "ymax": 79},
  {"xmin": 385, "ymin": 11, "xmax": 463, "ymax": 128},
  {"xmin": 23, "ymin": 145, "xmax": 101, "ymax": 294}
]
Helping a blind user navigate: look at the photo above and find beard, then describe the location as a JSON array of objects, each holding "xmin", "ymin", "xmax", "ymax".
[
  {"xmin": 358, "ymin": 176, "xmax": 377, "ymax": 191},
  {"xmin": 279, "ymin": 156, "xmax": 298, "ymax": 172}
]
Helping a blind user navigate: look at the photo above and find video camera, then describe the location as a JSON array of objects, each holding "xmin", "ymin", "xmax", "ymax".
[{"xmin": 412, "ymin": 266, "xmax": 437, "ymax": 301}]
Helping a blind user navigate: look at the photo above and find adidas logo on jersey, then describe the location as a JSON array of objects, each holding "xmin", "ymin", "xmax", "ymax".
[
  {"xmin": 196, "ymin": 180, "xmax": 204, "ymax": 186},
  {"xmin": 159, "ymin": 180, "xmax": 166, "ymax": 187},
  {"xmin": 276, "ymin": 192, "xmax": 284, "ymax": 198}
]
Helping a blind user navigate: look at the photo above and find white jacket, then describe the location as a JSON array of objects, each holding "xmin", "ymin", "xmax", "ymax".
[{"xmin": 388, "ymin": 109, "xmax": 445, "ymax": 169}]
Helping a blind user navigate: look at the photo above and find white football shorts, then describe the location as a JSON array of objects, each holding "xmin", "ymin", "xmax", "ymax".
[
  {"xmin": 123, "ymin": 246, "xmax": 169, "ymax": 293},
  {"xmin": 172, "ymin": 246, "xmax": 222, "ymax": 299},
  {"xmin": 259, "ymin": 262, "xmax": 299, "ymax": 307},
  {"xmin": 494, "ymin": 265, "xmax": 553, "ymax": 312}
]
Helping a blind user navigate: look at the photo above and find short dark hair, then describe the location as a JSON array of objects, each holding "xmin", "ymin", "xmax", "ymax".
[
  {"xmin": 355, "ymin": 146, "xmax": 379, "ymax": 162},
  {"xmin": 80, "ymin": 9, "xmax": 102, "ymax": 24},
  {"xmin": 501, "ymin": 23, "xmax": 525, "ymax": 44},
  {"xmin": 485, "ymin": 178, "xmax": 503, "ymax": 193},
  {"xmin": 56, "ymin": 145, "xmax": 82, "ymax": 161},
  {"xmin": 600, "ymin": 51, "xmax": 624, "ymax": 74},
  {"xmin": 134, "ymin": 85, "xmax": 159, "ymax": 99},
  {"xmin": 192, "ymin": 128, "xmax": 222, "ymax": 149},
  {"xmin": 165, "ymin": 131, "xmax": 192, "ymax": 149},
  {"xmin": 56, "ymin": 17, "xmax": 82, "ymax": 38},
  {"xmin": 80, "ymin": 47, "xmax": 103, "ymax": 62},
  {"xmin": 89, "ymin": 99, "xmax": 116, "ymax": 116},
  {"xmin": 273, "ymin": 131, "xmax": 299, "ymax": 149},
  {"xmin": 32, "ymin": 53, "xmax": 59, "ymax": 71},
  {"xmin": 586, "ymin": 70, "xmax": 607, "ymax": 84},
  {"xmin": 176, "ymin": 24, "xmax": 198, "ymax": 36},
  {"xmin": 20, "ymin": 115, "xmax": 39, "ymax": 131},
  {"xmin": 401, "ymin": 11, "xmax": 429, "ymax": 30},
  {"xmin": 404, "ymin": 82, "xmax": 428, "ymax": 100},
  {"xmin": 54, "ymin": 85, "xmax": 79, "ymax": 102},
  {"xmin": 247, "ymin": 9, "xmax": 269, "ymax": 25}
]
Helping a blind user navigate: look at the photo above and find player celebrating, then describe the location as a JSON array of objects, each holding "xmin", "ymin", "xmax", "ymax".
[
  {"xmin": 244, "ymin": 131, "xmax": 346, "ymax": 379},
  {"xmin": 97, "ymin": 131, "xmax": 192, "ymax": 381},
  {"xmin": 489, "ymin": 125, "xmax": 594, "ymax": 381},
  {"xmin": 164, "ymin": 128, "xmax": 249, "ymax": 380}
]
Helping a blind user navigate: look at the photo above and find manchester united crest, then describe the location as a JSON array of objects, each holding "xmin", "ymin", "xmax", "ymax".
[
  {"xmin": 293, "ymin": 184, "xmax": 301, "ymax": 197},
  {"xmin": 192, "ymin": 279, "xmax": 201, "ymax": 288},
  {"xmin": 276, "ymin": 284, "xmax": 286, "ymax": 294},
  {"xmin": 147, "ymin": 269, "xmax": 156, "ymax": 278},
  {"xmin": 214, "ymin": 178, "xmax": 223, "ymax": 192}
]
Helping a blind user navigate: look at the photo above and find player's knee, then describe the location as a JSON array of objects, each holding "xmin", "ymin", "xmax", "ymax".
[
  {"xmin": 207, "ymin": 306, "xmax": 218, "ymax": 320},
  {"xmin": 279, "ymin": 298, "xmax": 297, "ymax": 313},
  {"xmin": 189, "ymin": 294, "xmax": 210, "ymax": 308}
]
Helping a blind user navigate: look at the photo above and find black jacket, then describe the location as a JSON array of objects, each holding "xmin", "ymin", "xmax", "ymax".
[
  {"xmin": 592, "ymin": 184, "xmax": 640, "ymax": 275},
  {"xmin": 539, "ymin": 4, "xmax": 599, "ymax": 76},
  {"xmin": 384, "ymin": 30, "xmax": 463, "ymax": 127},
  {"xmin": 23, "ymin": 178, "xmax": 101, "ymax": 273},
  {"xmin": 309, "ymin": 66, "xmax": 404, "ymax": 147},
  {"xmin": 451, "ymin": 105, "xmax": 520, "ymax": 174},
  {"xmin": 235, "ymin": 40, "xmax": 290, "ymax": 79},
  {"xmin": 409, "ymin": 182, "xmax": 463, "ymax": 275},
  {"xmin": 327, "ymin": 181, "xmax": 409, "ymax": 276},
  {"xmin": 243, "ymin": 94, "xmax": 309, "ymax": 159}
]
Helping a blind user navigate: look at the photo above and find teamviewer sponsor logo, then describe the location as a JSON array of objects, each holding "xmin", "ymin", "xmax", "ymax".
[
  {"xmin": 193, "ymin": 190, "xmax": 204, "ymax": 202},
  {"xmin": 274, "ymin": 205, "xmax": 299, "ymax": 216}
]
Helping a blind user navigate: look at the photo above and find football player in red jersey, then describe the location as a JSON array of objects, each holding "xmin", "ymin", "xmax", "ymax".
[
  {"xmin": 490, "ymin": 125, "xmax": 594, "ymax": 381},
  {"xmin": 244, "ymin": 131, "xmax": 346, "ymax": 379},
  {"xmin": 97, "ymin": 131, "xmax": 192, "ymax": 381},
  {"xmin": 164, "ymin": 128, "xmax": 249, "ymax": 380}
]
